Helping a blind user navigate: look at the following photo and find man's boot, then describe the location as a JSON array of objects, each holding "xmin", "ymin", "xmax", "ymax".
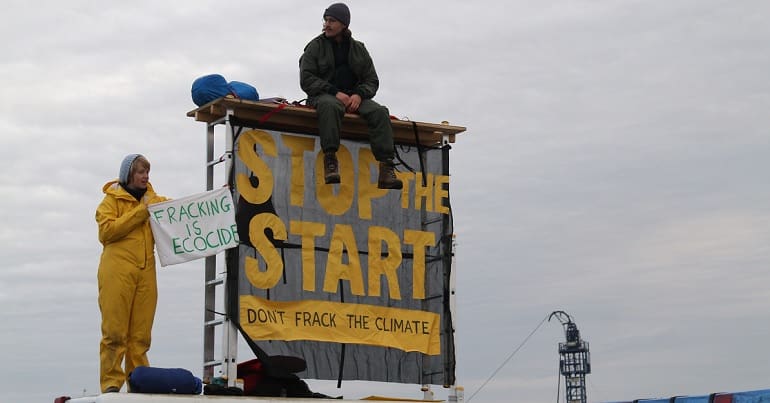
[
  {"xmin": 324, "ymin": 152, "xmax": 340, "ymax": 184},
  {"xmin": 378, "ymin": 160, "xmax": 403, "ymax": 189}
]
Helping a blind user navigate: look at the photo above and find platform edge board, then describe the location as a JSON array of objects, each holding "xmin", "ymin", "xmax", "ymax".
[{"xmin": 186, "ymin": 98, "xmax": 466, "ymax": 146}]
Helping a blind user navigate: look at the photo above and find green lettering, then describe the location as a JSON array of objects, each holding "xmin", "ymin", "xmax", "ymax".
[
  {"xmin": 186, "ymin": 202, "xmax": 199, "ymax": 218},
  {"xmin": 220, "ymin": 195, "xmax": 232, "ymax": 212},
  {"xmin": 208, "ymin": 198, "xmax": 220, "ymax": 215},
  {"xmin": 152, "ymin": 209, "xmax": 164, "ymax": 224},
  {"xmin": 167, "ymin": 206, "xmax": 177, "ymax": 223},
  {"xmin": 206, "ymin": 231, "xmax": 220, "ymax": 249},
  {"xmin": 183, "ymin": 237, "xmax": 194, "ymax": 253},
  {"xmin": 179, "ymin": 204, "xmax": 190, "ymax": 221},
  {"xmin": 194, "ymin": 236, "xmax": 206, "ymax": 251},
  {"xmin": 196, "ymin": 201, "xmax": 208, "ymax": 217},
  {"xmin": 172, "ymin": 237, "xmax": 183, "ymax": 254}
]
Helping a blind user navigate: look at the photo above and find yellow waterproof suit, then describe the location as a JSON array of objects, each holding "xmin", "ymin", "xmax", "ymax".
[{"xmin": 96, "ymin": 180, "xmax": 166, "ymax": 392}]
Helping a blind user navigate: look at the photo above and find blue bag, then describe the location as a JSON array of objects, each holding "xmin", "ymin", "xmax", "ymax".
[
  {"xmin": 191, "ymin": 74, "xmax": 232, "ymax": 106},
  {"xmin": 128, "ymin": 366, "xmax": 202, "ymax": 394},
  {"xmin": 228, "ymin": 81, "xmax": 259, "ymax": 101},
  {"xmin": 191, "ymin": 74, "xmax": 260, "ymax": 106}
]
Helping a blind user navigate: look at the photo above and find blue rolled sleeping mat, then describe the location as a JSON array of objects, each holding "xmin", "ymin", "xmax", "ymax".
[{"xmin": 128, "ymin": 366, "xmax": 202, "ymax": 394}]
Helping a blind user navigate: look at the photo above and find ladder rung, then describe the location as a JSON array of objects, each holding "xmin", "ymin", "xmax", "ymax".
[
  {"xmin": 206, "ymin": 152, "xmax": 232, "ymax": 167},
  {"xmin": 203, "ymin": 360, "xmax": 223, "ymax": 368},
  {"xmin": 205, "ymin": 318, "xmax": 225, "ymax": 327},
  {"xmin": 206, "ymin": 277, "xmax": 225, "ymax": 287}
]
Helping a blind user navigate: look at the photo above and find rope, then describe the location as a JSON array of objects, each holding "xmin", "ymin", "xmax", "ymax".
[
  {"xmin": 258, "ymin": 102, "xmax": 288, "ymax": 125},
  {"xmin": 466, "ymin": 314, "xmax": 550, "ymax": 403}
]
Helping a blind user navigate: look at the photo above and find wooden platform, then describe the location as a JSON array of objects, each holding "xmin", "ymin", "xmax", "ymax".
[{"xmin": 186, "ymin": 97, "xmax": 466, "ymax": 147}]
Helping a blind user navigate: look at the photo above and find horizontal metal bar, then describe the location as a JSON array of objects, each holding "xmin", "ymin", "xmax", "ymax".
[
  {"xmin": 204, "ymin": 318, "xmax": 225, "ymax": 327},
  {"xmin": 206, "ymin": 277, "xmax": 225, "ymax": 287},
  {"xmin": 203, "ymin": 360, "xmax": 223, "ymax": 368},
  {"xmin": 206, "ymin": 152, "xmax": 232, "ymax": 167},
  {"xmin": 207, "ymin": 117, "xmax": 227, "ymax": 127}
]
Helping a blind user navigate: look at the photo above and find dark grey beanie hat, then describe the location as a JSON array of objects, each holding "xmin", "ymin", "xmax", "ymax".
[
  {"xmin": 324, "ymin": 3, "xmax": 350, "ymax": 26},
  {"xmin": 119, "ymin": 154, "xmax": 143, "ymax": 185}
]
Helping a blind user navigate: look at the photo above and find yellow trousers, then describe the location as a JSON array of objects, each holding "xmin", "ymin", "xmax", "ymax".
[{"xmin": 97, "ymin": 263, "xmax": 157, "ymax": 392}]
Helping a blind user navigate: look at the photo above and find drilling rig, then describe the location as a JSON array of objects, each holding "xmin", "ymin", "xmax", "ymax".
[{"xmin": 549, "ymin": 311, "xmax": 591, "ymax": 403}]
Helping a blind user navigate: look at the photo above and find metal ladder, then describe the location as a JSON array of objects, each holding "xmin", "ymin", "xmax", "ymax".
[{"xmin": 202, "ymin": 110, "xmax": 238, "ymax": 385}]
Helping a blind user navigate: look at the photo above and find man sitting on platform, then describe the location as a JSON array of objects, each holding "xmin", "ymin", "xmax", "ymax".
[{"xmin": 299, "ymin": 2, "xmax": 403, "ymax": 189}]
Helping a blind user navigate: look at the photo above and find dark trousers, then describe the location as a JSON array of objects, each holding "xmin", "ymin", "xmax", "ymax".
[{"xmin": 311, "ymin": 94, "xmax": 395, "ymax": 162}]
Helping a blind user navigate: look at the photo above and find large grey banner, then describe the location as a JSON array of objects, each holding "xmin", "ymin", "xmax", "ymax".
[{"xmin": 230, "ymin": 127, "xmax": 455, "ymax": 386}]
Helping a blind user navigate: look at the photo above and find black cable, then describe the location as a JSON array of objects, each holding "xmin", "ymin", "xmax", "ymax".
[
  {"xmin": 466, "ymin": 314, "xmax": 550, "ymax": 403},
  {"xmin": 336, "ymin": 279, "xmax": 346, "ymax": 388},
  {"xmin": 411, "ymin": 121, "xmax": 428, "ymax": 187},
  {"xmin": 205, "ymin": 309, "xmax": 226, "ymax": 317},
  {"xmin": 394, "ymin": 146, "xmax": 416, "ymax": 172}
]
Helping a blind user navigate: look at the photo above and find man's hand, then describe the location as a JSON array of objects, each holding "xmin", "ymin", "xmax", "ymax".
[
  {"xmin": 347, "ymin": 94, "xmax": 362, "ymax": 113},
  {"xmin": 335, "ymin": 92, "xmax": 351, "ymax": 108}
]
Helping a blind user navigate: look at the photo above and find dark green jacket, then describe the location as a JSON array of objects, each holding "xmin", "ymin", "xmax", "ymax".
[{"xmin": 300, "ymin": 33, "xmax": 380, "ymax": 100}]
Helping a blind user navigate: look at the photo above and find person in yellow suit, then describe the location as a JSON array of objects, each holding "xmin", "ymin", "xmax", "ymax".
[{"xmin": 95, "ymin": 154, "xmax": 167, "ymax": 393}]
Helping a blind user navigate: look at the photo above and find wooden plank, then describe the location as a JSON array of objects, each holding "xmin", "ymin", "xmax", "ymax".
[{"xmin": 186, "ymin": 98, "xmax": 466, "ymax": 147}]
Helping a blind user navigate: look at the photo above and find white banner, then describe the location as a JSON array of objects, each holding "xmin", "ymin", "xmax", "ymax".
[{"xmin": 148, "ymin": 187, "xmax": 239, "ymax": 266}]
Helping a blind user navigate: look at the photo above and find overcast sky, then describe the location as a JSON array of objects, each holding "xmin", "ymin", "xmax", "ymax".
[{"xmin": 2, "ymin": 1, "xmax": 770, "ymax": 402}]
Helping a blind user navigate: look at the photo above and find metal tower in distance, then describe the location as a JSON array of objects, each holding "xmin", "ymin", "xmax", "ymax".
[{"xmin": 549, "ymin": 311, "xmax": 591, "ymax": 403}]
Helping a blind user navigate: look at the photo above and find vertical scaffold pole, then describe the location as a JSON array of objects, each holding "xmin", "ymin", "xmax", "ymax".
[
  {"xmin": 203, "ymin": 121, "xmax": 216, "ymax": 383},
  {"xmin": 221, "ymin": 109, "xmax": 238, "ymax": 384}
]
